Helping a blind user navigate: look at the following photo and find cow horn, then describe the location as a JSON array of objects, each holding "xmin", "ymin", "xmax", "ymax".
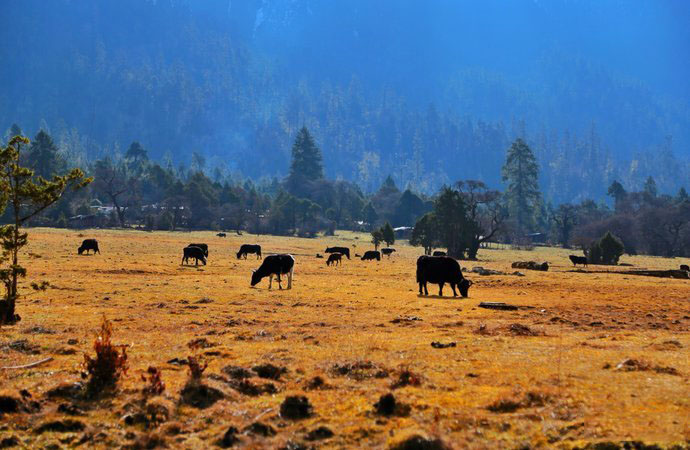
[
  {"xmin": 251, "ymin": 269, "xmax": 256, "ymax": 273},
  {"xmin": 467, "ymin": 280, "xmax": 473, "ymax": 286}
]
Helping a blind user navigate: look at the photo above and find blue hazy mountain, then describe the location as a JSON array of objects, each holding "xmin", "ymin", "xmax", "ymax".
[{"xmin": 1, "ymin": 0, "xmax": 688, "ymax": 202}]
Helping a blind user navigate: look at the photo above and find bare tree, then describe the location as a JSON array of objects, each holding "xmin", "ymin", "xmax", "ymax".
[{"xmin": 456, "ymin": 180, "xmax": 506, "ymax": 259}]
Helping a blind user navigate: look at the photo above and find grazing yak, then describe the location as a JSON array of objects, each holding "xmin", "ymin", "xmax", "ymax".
[
  {"xmin": 78, "ymin": 239, "xmax": 100, "ymax": 255},
  {"xmin": 432, "ymin": 250, "xmax": 446, "ymax": 256},
  {"xmin": 251, "ymin": 254, "xmax": 294, "ymax": 289},
  {"xmin": 417, "ymin": 255, "xmax": 472, "ymax": 297},
  {"xmin": 182, "ymin": 246, "xmax": 207, "ymax": 266},
  {"xmin": 217, "ymin": 232, "xmax": 227, "ymax": 237},
  {"xmin": 361, "ymin": 250, "xmax": 381, "ymax": 261},
  {"xmin": 237, "ymin": 244, "xmax": 262, "ymax": 259},
  {"xmin": 381, "ymin": 248, "xmax": 396, "ymax": 258},
  {"xmin": 569, "ymin": 255, "xmax": 588, "ymax": 267},
  {"xmin": 325, "ymin": 246, "xmax": 350, "ymax": 259},
  {"xmin": 681, "ymin": 264, "xmax": 690, "ymax": 271},
  {"xmin": 326, "ymin": 253, "xmax": 342, "ymax": 266},
  {"xmin": 189, "ymin": 243, "xmax": 208, "ymax": 257}
]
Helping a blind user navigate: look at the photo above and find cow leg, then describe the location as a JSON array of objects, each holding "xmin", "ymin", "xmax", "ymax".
[
  {"xmin": 423, "ymin": 282, "xmax": 428, "ymax": 296},
  {"xmin": 277, "ymin": 273, "xmax": 282, "ymax": 290},
  {"xmin": 451, "ymin": 283, "xmax": 458, "ymax": 297},
  {"xmin": 288, "ymin": 266, "xmax": 293, "ymax": 289},
  {"xmin": 268, "ymin": 274, "xmax": 273, "ymax": 290},
  {"xmin": 418, "ymin": 282, "xmax": 423, "ymax": 295},
  {"xmin": 439, "ymin": 282, "xmax": 444, "ymax": 296}
]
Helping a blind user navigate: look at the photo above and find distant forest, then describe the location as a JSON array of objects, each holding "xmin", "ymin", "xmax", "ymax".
[{"xmin": 2, "ymin": 0, "xmax": 689, "ymax": 204}]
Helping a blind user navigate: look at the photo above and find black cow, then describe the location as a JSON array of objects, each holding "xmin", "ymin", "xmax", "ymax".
[
  {"xmin": 417, "ymin": 255, "xmax": 473, "ymax": 297},
  {"xmin": 432, "ymin": 251, "xmax": 446, "ymax": 256},
  {"xmin": 361, "ymin": 250, "xmax": 381, "ymax": 261},
  {"xmin": 569, "ymin": 255, "xmax": 588, "ymax": 267},
  {"xmin": 381, "ymin": 248, "xmax": 396, "ymax": 258},
  {"xmin": 237, "ymin": 244, "xmax": 262, "ymax": 259},
  {"xmin": 182, "ymin": 246, "xmax": 207, "ymax": 266},
  {"xmin": 681, "ymin": 264, "xmax": 690, "ymax": 271},
  {"xmin": 78, "ymin": 239, "xmax": 100, "ymax": 255},
  {"xmin": 251, "ymin": 254, "xmax": 294, "ymax": 289},
  {"xmin": 189, "ymin": 243, "xmax": 208, "ymax": 257},
  {"xmin": 217, "ymin": 232, "xmax": 227, "ymax": 237},
  {"xmin": 325, "ymin": 246, "xmax": 350, "ymax": 259},
  {"xmin": 326, "ymin": 253, "xmax": 342, "ymax": 266}
]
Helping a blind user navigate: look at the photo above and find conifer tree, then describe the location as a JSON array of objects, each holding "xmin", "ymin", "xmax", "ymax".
[
  {"xmin": 501, "ymin": 138, "xmax": 541, "ymax": 234},
  {"xmin": 0, "ymin": 134, "xmax": 91, "ymax": 323},
  {"xmin": 286, "ymin": 127, "xmax": 323, "ymax": 195}
]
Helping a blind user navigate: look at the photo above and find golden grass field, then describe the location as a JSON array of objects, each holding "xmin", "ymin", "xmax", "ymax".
[{"xmin": 1, "ymin": 228, "xmax": 689, "ymax": 449}]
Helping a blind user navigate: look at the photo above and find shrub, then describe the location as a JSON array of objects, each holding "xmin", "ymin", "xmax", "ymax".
[
  {"xmin": 141, "ymin": 366, "xmax": 165, "ymax": 396},
  {"xmin": 587, "ymin": 231, "xmax": 624, "ymax": 265},
  {"xmin": 82, "ymin": 316, "xmax": 128, "ymax": 396}
]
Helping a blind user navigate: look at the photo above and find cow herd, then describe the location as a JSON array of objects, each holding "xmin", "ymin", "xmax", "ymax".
[{"xmin": 75, "ymin": 238, "xmax": 690, "ymax": 298}]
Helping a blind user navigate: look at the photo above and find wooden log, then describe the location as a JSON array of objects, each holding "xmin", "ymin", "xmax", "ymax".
[{"xmin": 479, "ymin": 302, "xmax": 519, "ymax": 311}]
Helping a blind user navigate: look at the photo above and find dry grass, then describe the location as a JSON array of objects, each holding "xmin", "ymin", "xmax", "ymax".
[{"xmin": 0, "ymin": 228, "xmax": 689, "ymax": 448}]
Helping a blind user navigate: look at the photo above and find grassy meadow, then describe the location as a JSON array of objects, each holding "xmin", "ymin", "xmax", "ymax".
[{"xmin": 1, "ymin": 228, "xmax": 688, "ymax": 448}]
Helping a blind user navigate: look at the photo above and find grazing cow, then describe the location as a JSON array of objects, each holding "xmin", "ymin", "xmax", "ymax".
[
  {"xmin": 217, "ymin": 232, "xmax": 227, "ymax": 237},
  {"xmin": 361, "ymin": 250, "xmax": 381, "ymax": 261},
  {"xmin": 681, "ymin": 264, "xmax": 690, "ymax": 271},
  {"xmin": 326, "ymin": 253, "xmax": 342, "ymax": 266},
  {"xmin": 182, "ymin": 246, "xmax": 207, "ymax": 266},
  {"xmin": 78, "ymin": 239, "xmax": 100, "ymax": 255},
  {"xmin": 325, "ymin": 246, "xmax": 350, "ymax": 259},
  {"xmin": 417, "ymin": 255, "xmax": 472, "ymax": 297},
  {"xmin": 381, "ymin": 248, "xmax": 396, "ymax": 258},
  {"xmin": 432, "ymin": 251, "xmax": 446, "ymax": 256},
  {"xmin": 237, "ymin": 244, "xmax": 262, "ymax": 259},
  {"xmin": 189, "ymin": 243, "xmax": 208, "ymax": 257},
  {"xmin": 251, "ymin": 254, "xmax": 294, "ymax": 289},
  {"xmin": 569, "ymin": 255, "xmax": 588, "ymax": 267}
]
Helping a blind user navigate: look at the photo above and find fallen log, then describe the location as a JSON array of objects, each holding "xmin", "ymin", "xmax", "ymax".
[
  {"xmin": 620, "ymin": 270, "xmax": 689, "ymax": 279},
  {"xmin": 479, "ymin": 302, "xmax": 518, "ymax": 311},
  {"xmin": 1, "ymin": 357, "xmax": 53, "ymax": 370}
]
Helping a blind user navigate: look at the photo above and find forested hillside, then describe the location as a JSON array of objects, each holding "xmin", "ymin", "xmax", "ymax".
[{"xmin": 2, "ymin": 0, "xmax": 689, "ymax": 202}]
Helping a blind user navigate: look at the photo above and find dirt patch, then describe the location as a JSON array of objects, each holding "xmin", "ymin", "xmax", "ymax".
[
  {"xmin": 305, "ymin": 426, "xmax": 334, "ymax": 441},
  {"xmin": 390, "ymin": 435, "xmax": 450, "ymax": 450},
  {"xmin": 34, "ymin": 419, "xmax": 86, "ymax": 434},
  {"xmin": 331, "ymin": 361, "xmax": 388, "ymax": 380}
]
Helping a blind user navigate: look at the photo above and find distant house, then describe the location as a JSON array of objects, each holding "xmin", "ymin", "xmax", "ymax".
[
  {"xmin": 394, "ymin": 226, "xmax": 413, "ymax": 239},
  {"xmin": 68, "ymin": 214, "xmax": 105, "ymax": 229}
]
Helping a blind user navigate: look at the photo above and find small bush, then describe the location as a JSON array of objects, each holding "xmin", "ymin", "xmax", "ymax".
[
  {"xmin": 186, "ymin": 355, "xmax": 207, "ymax": 381},
  {"xmin": 82, "ymin": 315, "xmax": 128, "ymax": 396},
  {"xmin": 587, "ymin": 231, "xmax": 624, "ymax": 265},
  {"xmin": 141, "ymin": 366, "xmax": 165, "ymax": 396}
]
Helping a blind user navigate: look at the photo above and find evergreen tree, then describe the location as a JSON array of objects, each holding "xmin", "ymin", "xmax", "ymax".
[
  {"xmin": 410, "ymin": 212, "xmax": 437, "ymax": 255},
  {"xmin": 371, "ymin": 228, "xmax": 384, "ymax": 251},
  {"xmin": 27, "ymin": 130, "xmax": 66, "ymax": 179},
  {"xmin": 677, "ymin": 187, "xmax": 689, "ymax": 203},
  {"xmin": 0, "ymin": 135, "xmax": 91, "ymax": 323},
  {"xmin": 125, "ymin": 141, "xmax": 148, "ymax": 163},
  {"xmin": 501, "ymin": 138, "xmax": 541, "ymax": 234},
  {"xmin": 381, "ymin": 222, "xmax": 395, "ymax": 247},
  {"xmin": 392, "ymin": 189, "xmax": 427, "ymax": 226},
  {"xmin": 607, "ymin": 180, "xmax": 627, "ymax": 212},
  {"xmin": 643, "ymin": 176, "xmax": 657, "ymax": 198},
  {"xmin": 286, "ymin": 127, "xmax": 324, "ymax": 195},
  {"xmin": 362, "ymin": 201, "xmax": 378, "ymax": 229}
]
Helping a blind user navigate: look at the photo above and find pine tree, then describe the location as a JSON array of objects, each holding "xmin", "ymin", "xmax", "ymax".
[
  {"xmin": 371, "ymin": 229, "xmax": 384, "ymax": 251},
  {"xmin": 643, "ymin": 176, "xmax": 657, "ymax": 198},
  {"xmin": 27, "ymin": 130, "xmax": 66, "ymax": 179},
  {"xmin": 381, "ymin": 222, "xmax": 395, "ymax": 247},
  {"xmin": 410, "ymin": 212, "xmax": 437, "ymax": 255},
  {"xmin": 0, "ymin": 135, "xmax": 91, "ymax": 323},
  {"xmin": 607, "ymin": 180, "xmax": 627, "ymax": 212},
  {"xmin": 501, "ymin": 138, "xmax": 541, "ymax": 234},
  {"xmin": 362, "ymin": 201, "xmax": 378, "ymax": 229},
  {"xmin": 286, "ymin": 127, "xmax": 324, "ymax": 194}
]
